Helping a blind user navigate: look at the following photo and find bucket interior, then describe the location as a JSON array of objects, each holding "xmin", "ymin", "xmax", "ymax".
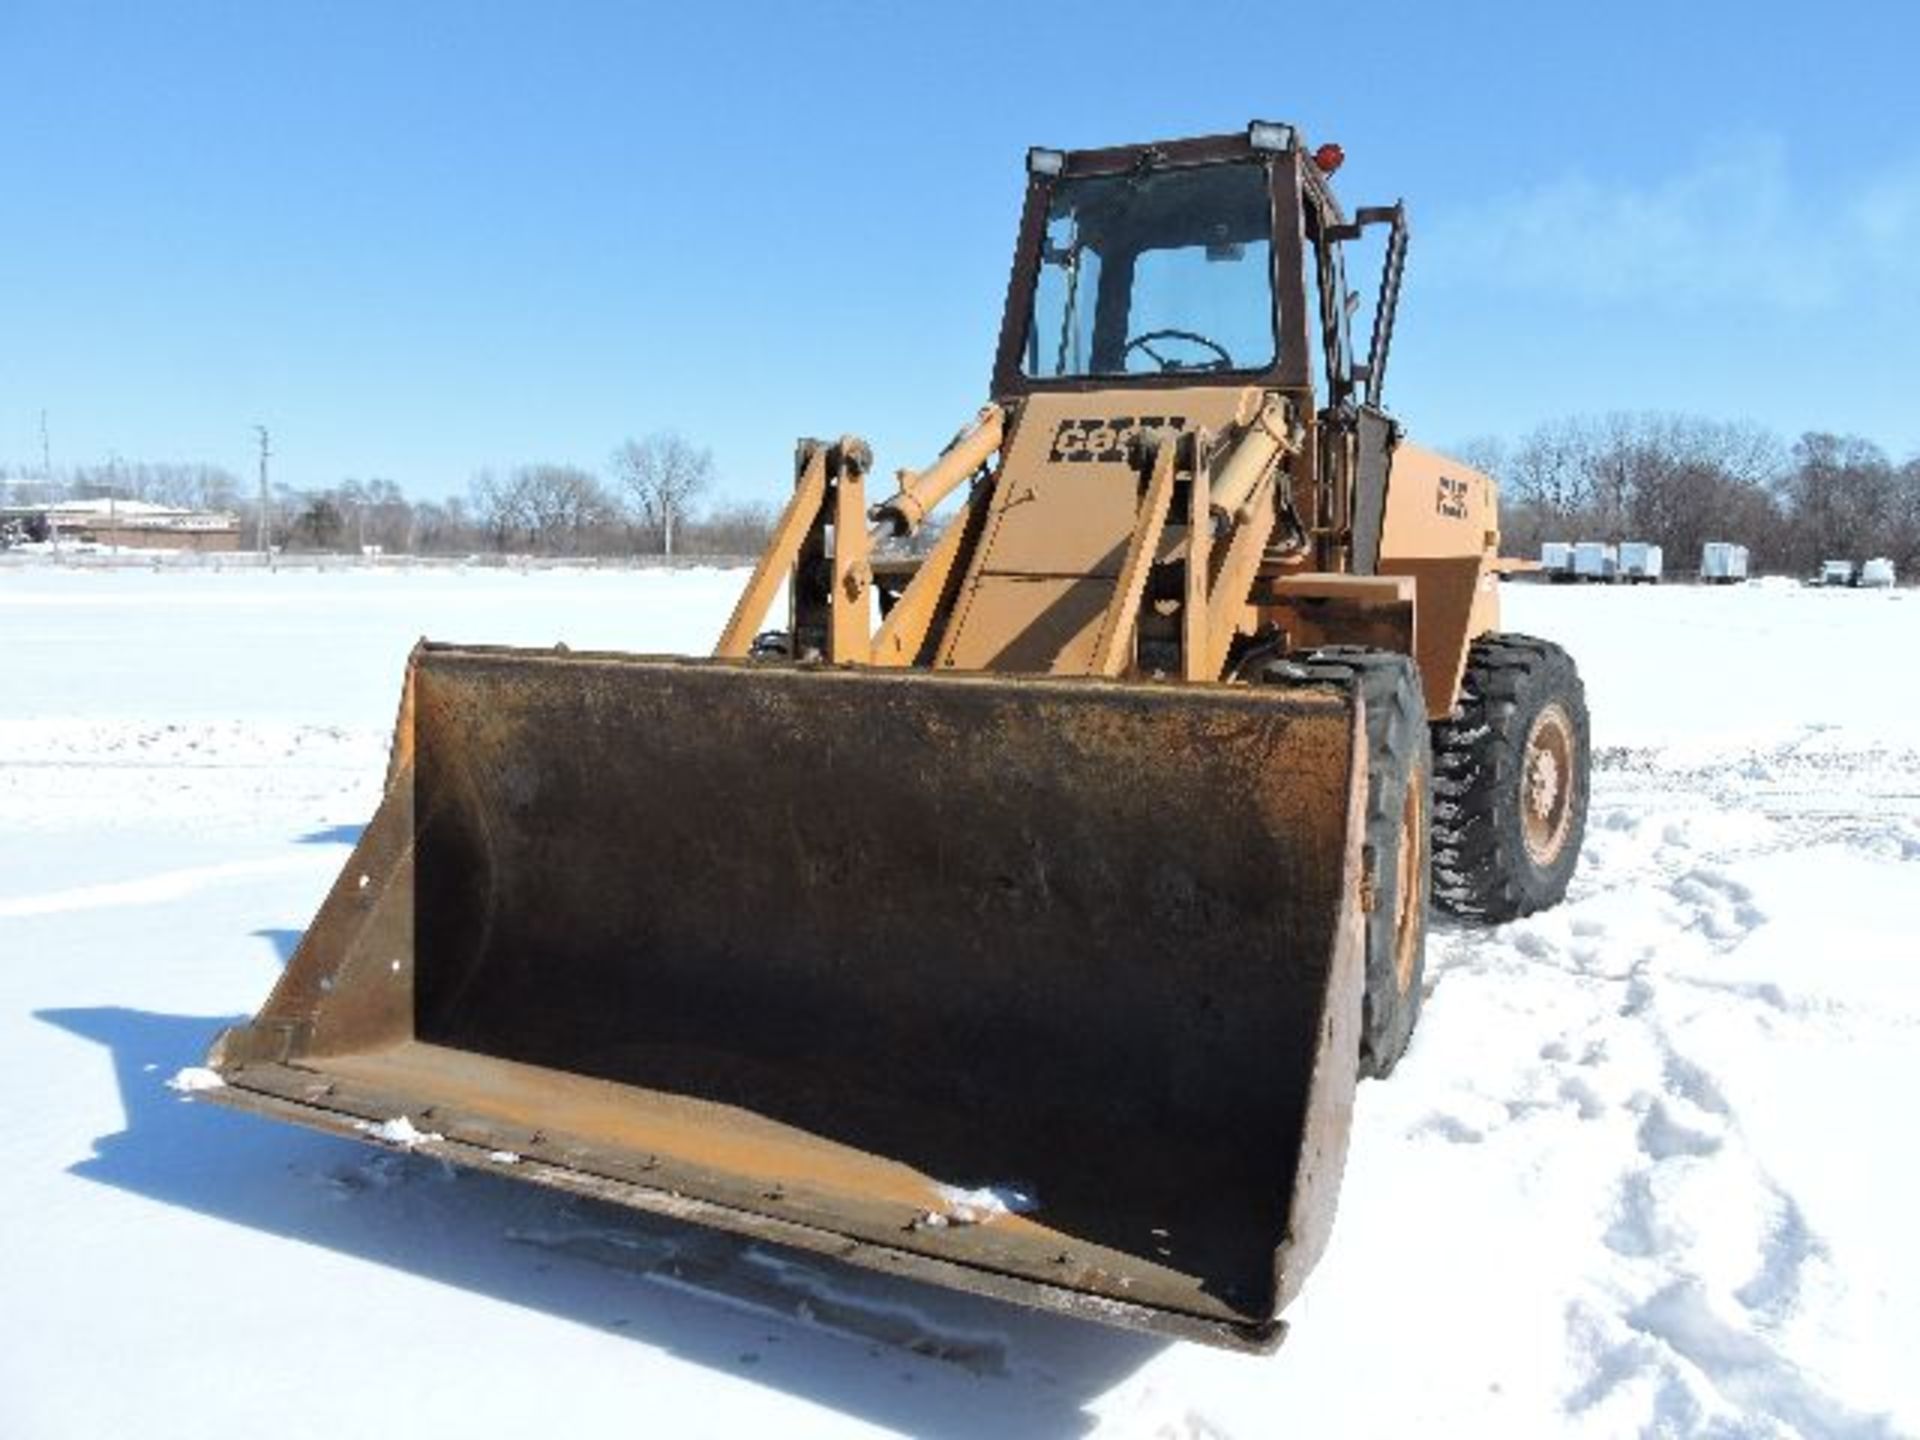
[{"xmin": 215, "ymin": 648, "xmax": 1362, "ymax": 1332}]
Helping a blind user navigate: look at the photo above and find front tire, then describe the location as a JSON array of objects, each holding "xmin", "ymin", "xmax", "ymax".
[
  {"xmin": 1431, "ymin": 634, "xmax": 1590, "ymax": 923},
  {"xmin": 1261, "ymin": 648, "xmax": 1431, "ymax": 1078}
]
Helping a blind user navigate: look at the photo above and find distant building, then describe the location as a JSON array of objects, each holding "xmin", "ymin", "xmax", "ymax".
[
  {"xmin": 0, "ymin": 497, "xmax": 242, "ymax": 552},
  {"xmin": 1700, "ymin": 542, "xmax": 1749, "ymax": 584},
  {"xmin": 1617, "ymin": 542, "xmax": 1663, "ymax": 584},
  {"xmin": 1571, "ymin": 541, "xmax": 1617, "ymax": 582}
]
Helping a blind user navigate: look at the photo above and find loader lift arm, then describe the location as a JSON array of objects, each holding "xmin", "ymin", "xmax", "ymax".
[{"xmin": 718, "ymin": 391, "xmax": 1302, "ymax": 682}]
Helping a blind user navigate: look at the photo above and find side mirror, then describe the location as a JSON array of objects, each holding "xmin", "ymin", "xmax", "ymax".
[{"xmin": 1327, "ymin": 204, "xmax": 1408, "ymax": 410}]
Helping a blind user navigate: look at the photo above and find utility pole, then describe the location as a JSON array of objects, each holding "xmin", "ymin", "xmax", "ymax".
[
  {"xmin": 254, "ymin": 425, "xmax": 272, "ymax": 558},
  {"xmin": 39, "ymin": 410, "xmax": 58, "ymax": 552}
]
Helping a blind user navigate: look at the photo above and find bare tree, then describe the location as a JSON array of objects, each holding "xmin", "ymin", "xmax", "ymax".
[
  {"xmin": 526, "ymin": 464, "xmax": 619, "ymax": 553},
  {"xmin": 1505, "ymin": 418, "xmax": 1598, "ymax": 521},
  {"xmin": 680, "ymin": 500, "xmax": 776, "ymax": 556},
  {"xmin": 1891, "ymin": 459, "xmax": 1920, "ymax": 577},
  {"xmin": 329, "ymin": 477, "xmax": 414, "ymax": 552},
  {"xmin": 469, "ymin": 469, "xmax": 519, "ymax": 551},
  {"xmin": 69, "ymin": 460, "xmax": 242, "ymax": 512},
  {"xmin": 1452, "ymin": 435, "xmax": 1509, "ymax": 481},
  {"xmin": 470, "ymin": 465, "xmax": 620, "ymax": 555},
  {"xmin": 411, "ymin": 497, "xmax": 476, "ymax": 555},
  {"xmin": 286, "ymin": 493, "xmax": 346, "ymax": 550},
  {"xmin": 1777, "ymin": 433, "xmax": 1898, "ymax": 574},
  {"xmin": 1488, "ymin": 412, "xmax": 1793, "ymax": 567},
  {"xmin": 612, "ymin": 432, "xmax": 714, "ymax": 556}
]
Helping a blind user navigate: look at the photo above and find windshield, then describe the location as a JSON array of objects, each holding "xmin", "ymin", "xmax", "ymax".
[{"xmin": 1022, "ymin": 161, "xmax": 1275, "ymax": 380}]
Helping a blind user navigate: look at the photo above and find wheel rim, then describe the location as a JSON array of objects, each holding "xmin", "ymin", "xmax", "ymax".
[
  {"xmin": 1521, "ymin": 703, "xmax": 1575, "ymax": 867},
  {"xmin": 1392, "ymin": 772, "xmax": 1424, "ymax": 993}
]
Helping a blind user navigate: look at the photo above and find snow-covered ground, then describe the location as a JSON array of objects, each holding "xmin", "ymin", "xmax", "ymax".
[{"xmin": 2, "ymin": 568, "xmax": 1915, "ymax": 1438}]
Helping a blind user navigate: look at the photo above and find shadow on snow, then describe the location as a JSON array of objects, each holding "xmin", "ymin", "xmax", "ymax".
[{"xmin": 37, "ymin": 1003, "xmax": 1170, "ymax": 1438}]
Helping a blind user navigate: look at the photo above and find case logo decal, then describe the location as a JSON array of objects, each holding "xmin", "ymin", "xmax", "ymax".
[{"xmin": 1048, "ymin": 415, "xmax": 1188, "ymax": 464}]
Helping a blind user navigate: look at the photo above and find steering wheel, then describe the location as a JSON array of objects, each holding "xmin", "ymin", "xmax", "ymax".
[{"xmin": 1123, "ymin": 328, "xmax": 1234, "ymax": 373}]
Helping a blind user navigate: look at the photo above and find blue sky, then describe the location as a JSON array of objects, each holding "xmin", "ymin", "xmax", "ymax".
[{"xmin": 3, "ymin": 1, "xmax": 1916, "ymax": 503}]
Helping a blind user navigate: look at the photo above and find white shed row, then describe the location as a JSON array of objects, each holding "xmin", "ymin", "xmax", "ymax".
[
  {"xmin": 1538, "ymin": 542, "xmax": 1664, "ymax": 584},
  {"xmin": 1537, "ymin": 542, "xmax": 1751, "ymax": 584}
]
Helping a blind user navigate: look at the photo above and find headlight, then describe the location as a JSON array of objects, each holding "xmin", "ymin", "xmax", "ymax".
[{"xmin": 1247, "ymin": 121, "xmax": 1296, "ymax": 153}]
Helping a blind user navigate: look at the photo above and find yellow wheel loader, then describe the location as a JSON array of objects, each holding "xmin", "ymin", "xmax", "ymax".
[{"xmin": 204, "ymin": 123, "xmax": 1590, "ymax": 1350}]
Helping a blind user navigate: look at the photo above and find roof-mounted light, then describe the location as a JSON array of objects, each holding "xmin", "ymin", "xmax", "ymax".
[
  {"xmin": 1313, "ymin": 142, "xmax": 1346, "ymax": 175},
  {"xmin": 1027, "ymin": 146, "xmax": 1066, "ymax": 177},
  {"xmin": 1247, "ymin": 121, "xmax": 1296, "ymax": 153}
]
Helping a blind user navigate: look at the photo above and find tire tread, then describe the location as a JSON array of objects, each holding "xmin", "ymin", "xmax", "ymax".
[{"xmin": 1430, "ymin": 633, "xmax": 1589, "ymax": 923}]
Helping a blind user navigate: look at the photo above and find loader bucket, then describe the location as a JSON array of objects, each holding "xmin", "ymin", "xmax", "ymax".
[{"xmin": 205, "ymin": 644, "xmax": 1366, "ymax": 1348}]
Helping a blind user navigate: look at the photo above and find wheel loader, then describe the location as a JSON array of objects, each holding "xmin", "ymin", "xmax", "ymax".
[{"xmin": 202, "ymin": 123, "xmax": 1591, "ymax": 1350}]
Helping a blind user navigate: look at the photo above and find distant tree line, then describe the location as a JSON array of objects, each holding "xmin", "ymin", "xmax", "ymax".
[
  {"xmin": 0, "ymin": 433, "xmax": 779, "ymax": 558},
  {"xmin": 0, "ymin": 460, "xmax": 245, "ymax": 513},
  {"xmin": 1460, "ymin": 415, "xmax": 1920, "ymax": 576},
  {"xmin": 10, "ymin": 415, "xmax": 1916, "ymax": 575}
]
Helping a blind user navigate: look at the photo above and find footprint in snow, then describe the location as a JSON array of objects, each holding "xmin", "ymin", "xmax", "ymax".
[
  {"xmin": 1636, "ymin": 1099, "xmax": 1723, "ymax": 1161},
  {"xmin": 1668, "ymin": 869, "xmax": 1767, "ymax": 945},
  {"xmin": 1732, "ymin": 1187, "xmax": 1824, "ymax": 1325},
  {"xmin": 1511, "ymin": 929, "xmax": 1559, "ymax": 962},
  {"xmin": 1412, "ymin": 1113, "xmax": 1486, "ymax": 1145},
  {"xmin": 1558, "ymin": 1076, "xmax": 1606, "ymax": 1120}
]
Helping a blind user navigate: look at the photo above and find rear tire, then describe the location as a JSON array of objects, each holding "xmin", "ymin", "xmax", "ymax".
[
  {"xmin": 1260, "ymin": 648, "xmax": 1430, "ymax": 1079},
  {"xmin": 1431, "ymin": 634, "xmax": 1589, "ymax": 923}
]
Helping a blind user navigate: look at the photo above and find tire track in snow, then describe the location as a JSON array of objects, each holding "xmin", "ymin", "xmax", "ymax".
[{"xmin": 1419, "ymin": 745, "xmax": 1908, "ymax": 1436}]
